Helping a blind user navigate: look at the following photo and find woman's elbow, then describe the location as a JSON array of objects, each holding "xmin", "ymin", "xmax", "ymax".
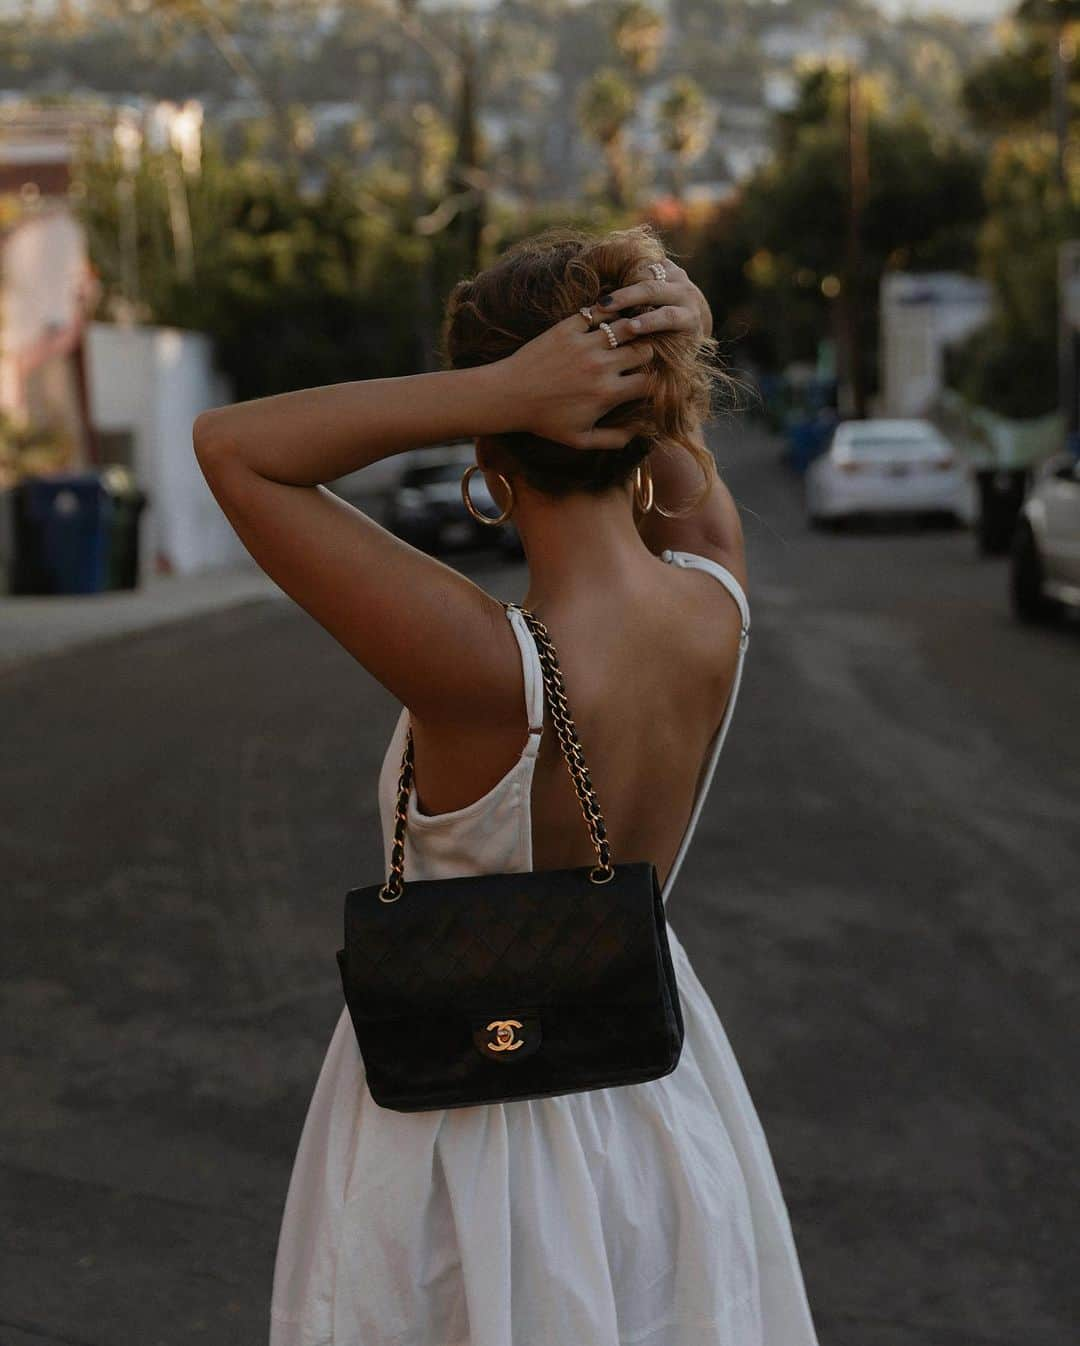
[{"xmin": 192, "ymin": 409, "xmax": 238, "ymax": 474}]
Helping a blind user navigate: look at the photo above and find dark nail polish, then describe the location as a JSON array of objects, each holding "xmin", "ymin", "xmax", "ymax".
[{"xmin": 598, "ymin": 293, "xmax": 614, "ymax": 307}]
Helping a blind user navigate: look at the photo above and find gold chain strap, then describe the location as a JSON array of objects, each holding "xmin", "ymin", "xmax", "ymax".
[
  {"xmin": 378, "ymin": 728, "xmax": 416, "ymax": 903},
  {"xmin": 511, "ymin": 604, "xmax": 614, "ymax": 887},
  {"xmin": 378, "ymin": 602, "xmax": 615, "ymax": 903}
]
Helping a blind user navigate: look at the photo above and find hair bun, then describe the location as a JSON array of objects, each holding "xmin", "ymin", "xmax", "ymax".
[{"xmin": 441, "ymin": 224, "xmax": 738, "ymax": 508}]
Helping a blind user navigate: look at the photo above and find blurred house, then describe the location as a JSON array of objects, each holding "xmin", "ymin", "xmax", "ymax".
[
  {"xmin": 1, "ymin": 100, "xmax": 242, "ymax": 577},
  {"xmin": 0, "ymin": 103, "xmax": 107, "ymax": 480},
  {"xmin": 0, "ymin": 204, "xmax": 95, "ymax": 469},
  {"xmin": 879, "ymin": 272, "xmax": 993, "ymax": 417}
]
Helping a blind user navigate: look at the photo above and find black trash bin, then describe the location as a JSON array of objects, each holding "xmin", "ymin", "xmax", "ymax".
[
  {"xmin": 102, "ymin": 466, "xmax": 147, "ymax": 590},
  {"xmin": 974, "ymin": 467, "xmax": 1028, "ymax": 556},
  {"xmin": 11, "ymin": 473, "xmax": 113, "ymax": 595}
]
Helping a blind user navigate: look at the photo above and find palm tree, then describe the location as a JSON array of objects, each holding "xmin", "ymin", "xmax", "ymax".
[
  {"xmin": 578, "ymin": 67, "xmax": 639, "ymax": 208},
  {"xmin": 657, "ymin": 75, "xmax": 710, "ymax": 200},
  {"xmin": 611, "ymin": 1, "xmax": 667, "ymax": 77}
]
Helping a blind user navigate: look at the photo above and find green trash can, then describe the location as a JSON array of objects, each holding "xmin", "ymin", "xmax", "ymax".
[{"xmin": 102, "ymin": 465, "xmax": 147, "ymax": 590}]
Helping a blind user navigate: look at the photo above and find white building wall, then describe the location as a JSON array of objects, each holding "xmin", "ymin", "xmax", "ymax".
[
  {"xmin": 86, "ymin": 322, "xmax": 243, "ymax": 575},
  {"xmin": 880, "ymin": 272, "xmax": 993, "ymax": 417}
]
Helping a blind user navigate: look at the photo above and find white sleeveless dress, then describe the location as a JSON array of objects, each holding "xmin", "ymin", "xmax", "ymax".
[{"xmin": 269, "ymin": 549, "xmax": 819, "ymax": 1346}]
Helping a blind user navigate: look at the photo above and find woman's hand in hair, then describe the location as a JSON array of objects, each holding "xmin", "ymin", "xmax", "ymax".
[
  {"xmin": 594, "ymin": 259, "xmax": 713, "ymax": 343},
  {"xmin": 501, "ymin": 312, "xmax": 657, "ymax": 451}
]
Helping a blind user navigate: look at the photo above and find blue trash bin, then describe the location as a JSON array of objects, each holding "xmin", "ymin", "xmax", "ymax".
[
  {"xmin": 13, "ymin": 473, "xmax": 114, "ymax": 595},
  {"xmin": 785, "ymin": 419, "xmax": 830, "ymax": 473}
]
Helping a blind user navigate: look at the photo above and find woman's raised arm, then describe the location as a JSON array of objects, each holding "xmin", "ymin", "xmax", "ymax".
[{"xmin": 192, "ymin": 316, "xmax": 654, "ymax": 721}]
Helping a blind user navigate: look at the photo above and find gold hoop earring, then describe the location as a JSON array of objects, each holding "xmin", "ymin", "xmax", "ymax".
[
  {"xmin": 462, "ymin": 463, "xmax": 515, "ymax": 526},
  {"xmin": 632, "ymin": 460, "xmax": 655, "ymax": 514}
]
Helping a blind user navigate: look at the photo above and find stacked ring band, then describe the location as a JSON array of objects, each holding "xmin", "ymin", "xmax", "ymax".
[
  {"xmin": 598, "ymin": 321, "xmax": 618, "ymax": 349},
  {"xmin": 649, "ymin": 262, "xmax": 667, "ymax": 282}
]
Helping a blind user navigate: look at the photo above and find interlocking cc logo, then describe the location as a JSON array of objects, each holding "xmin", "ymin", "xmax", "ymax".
[{"xmin": 486, "ymin": 1019, "xmax": 524, "ymax": 1052}]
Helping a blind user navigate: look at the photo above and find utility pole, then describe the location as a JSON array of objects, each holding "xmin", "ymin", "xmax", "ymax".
[
  {"xmin": 1049, "ymin": 2, "xmax": 1077, "ymax": 434},
  {"xmin": 449, "ymin": 17, "xmax": 485, "ymax": 280},
  {"xmin": 1059, "ymin": 242, "xmax": 1080, "ymax": 437},
  {"xmin": 400, "ymin": 2, "xmax": 438, "ymax": 373},
  {"xmin": 842, "ymin": 61, "xmax": 868, "ymax": 420},
  {"xmin": 113, "ymin": 113, "xmax": 142, "ymax": 321},
  {"xmin": 1050, "ymin": 5, "xmax": 1072, "ymax": 188}
]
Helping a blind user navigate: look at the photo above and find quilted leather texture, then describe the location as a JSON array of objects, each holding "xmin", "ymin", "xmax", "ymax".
[
  {"xmin": 343, "ymin": 861, "xmax": 665, "ymax": 1014},
  {"xmin": 337, "ymin": 861, "xmax": 685, "ymax": 1111}
]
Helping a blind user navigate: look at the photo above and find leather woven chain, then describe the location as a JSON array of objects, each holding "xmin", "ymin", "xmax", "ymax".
[{"xmin": 378, "ymin": 602, "xmax": 614, "ymax": 903}]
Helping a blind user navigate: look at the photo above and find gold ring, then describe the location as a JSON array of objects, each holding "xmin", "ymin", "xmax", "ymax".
[
  {"xmin": 579, "ymin": 306, "xmax": 594, "ymax": 328},
  {"xmin": 598, "ymin": 321, "xmax": 618, "ymax": 349}
]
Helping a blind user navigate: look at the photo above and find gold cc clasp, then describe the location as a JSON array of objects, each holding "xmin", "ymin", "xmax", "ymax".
[{"xmin": 486, "ymin": 1019, "xmax": 524, "ymax": 1052}]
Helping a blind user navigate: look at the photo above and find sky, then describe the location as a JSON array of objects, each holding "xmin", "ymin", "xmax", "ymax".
[{"xmin": 875, "ymin": 0, "xmax": 1012, "ymax": 17}]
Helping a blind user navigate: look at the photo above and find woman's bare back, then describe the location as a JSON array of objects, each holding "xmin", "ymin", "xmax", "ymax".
[{"xmin": 407, "ymin": 553, "xmax": 745, "ymax": 891}]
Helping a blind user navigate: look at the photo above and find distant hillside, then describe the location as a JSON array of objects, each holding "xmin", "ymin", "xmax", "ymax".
[{"xmin": 2, "ymin": 0, "xmax": 999, "ymax": 196}]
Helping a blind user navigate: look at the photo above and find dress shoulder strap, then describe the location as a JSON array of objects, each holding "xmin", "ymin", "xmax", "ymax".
[
  {"xmin": 659, "ymin": 548, "xmax": 751, "ymax": 902},
  {"xmin": 503, "ymin": 603, "xmax": 545, "ymax": 760},
  {"xmin": 660, "ymin": 548, "xmax": 750, "ymax": 635}
]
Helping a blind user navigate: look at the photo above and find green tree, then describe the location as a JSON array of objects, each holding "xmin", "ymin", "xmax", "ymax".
[
  {"xmin": 962, "ymin": 30, "xmax": 1060, "ymax": 132},
  {"xmin": 577, "ymin": 67, "xmax": 638, "ymax": 208},
  {"xmin": 72, "ymin": 122, "xmax": 637, "ymax": 399},
  {"xmin": 611, "ymin": 0, "xmax": 666, "ymax": 77},
  {"xmin": 949, "ymin": 135, "xmax": 1080, "ymax": 415},
  {"xmin": 731, "ymin": 62, "xmax": 986, "ymax": 383},
  {"xmin": 657, "ymin": 75, "xmax": 710, "ymax": 200},
  {"xmin": 74, "ymin": 130, "xmax": 446, "ymax": 398},
  {"xmin": 964, "ymin": 0, "xmax": 1080, "ymax": 183},
  {"xmin": 955, "ymin": 0, "xmax": 1080, "ymax": 413}
]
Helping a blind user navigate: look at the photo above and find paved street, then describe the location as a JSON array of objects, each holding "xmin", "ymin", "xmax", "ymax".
[{"xmin": 3, "ymin": 423, "xmax": 1077, "ymax": 1346}]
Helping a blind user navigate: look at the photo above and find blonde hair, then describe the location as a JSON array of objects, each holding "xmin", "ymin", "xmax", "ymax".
[{"xmin": 441, "ymin": 223, "xmax": 740, "ymax": 514}]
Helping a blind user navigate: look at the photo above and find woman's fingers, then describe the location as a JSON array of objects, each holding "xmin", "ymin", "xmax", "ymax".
[
  {"xmin": 596, "ymin": 279, "xmax": 665, "ymax": 314},
  {"xmin": 508, "ymin": 303, "xmax": 665, "ymax": 450},
  {"xmin": 612, "ymin": 370, "xmax": 651, "ymax": 401},
  {"xmin": 611, "ymin": 339, "xmax": 653, "ymax": 371},
  {"xmin": 595, "ymin": 261, "xmax": 686, "ymax": 316},
  {"xmin": 614, "ymin": 305, "xmax": 697, "ymax": 342}
]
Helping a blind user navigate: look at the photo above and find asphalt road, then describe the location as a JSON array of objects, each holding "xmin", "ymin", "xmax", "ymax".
[{"xmin": 3, "ymin": 423, "xmax": 1078, "ymax": 1346}]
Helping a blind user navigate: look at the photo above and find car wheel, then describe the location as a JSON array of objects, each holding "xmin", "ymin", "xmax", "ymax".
[{"xmin": 1010, "ymin": 522, "xmax": 1063, "ymax": 624}]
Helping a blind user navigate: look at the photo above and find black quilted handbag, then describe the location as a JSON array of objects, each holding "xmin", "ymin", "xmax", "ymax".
[{"xmin": 336, "ymin": 601, "xmax": 684, "ymax": 1113}]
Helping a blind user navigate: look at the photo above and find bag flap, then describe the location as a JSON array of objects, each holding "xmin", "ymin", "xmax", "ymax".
[{"xmin": 341, "ymin": 861, "xmax": 668, "ymax": 1018}]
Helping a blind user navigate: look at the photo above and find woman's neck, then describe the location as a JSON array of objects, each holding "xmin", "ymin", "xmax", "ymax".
[{"xmin": 514, "ymin": 481, "xmax": 654, "ymax": 609}]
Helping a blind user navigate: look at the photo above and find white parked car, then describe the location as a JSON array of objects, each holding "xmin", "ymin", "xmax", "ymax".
[
  {"xmin": 805, "ymin": 419, "xmax": 971, "ymax": 528},
  {"xmin": 1010, "ymin": 453, "xmax": 1080, "ymax": 622}
]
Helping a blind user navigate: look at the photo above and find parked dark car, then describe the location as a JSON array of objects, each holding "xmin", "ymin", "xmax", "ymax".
[{"xmin": 385, "ymin": 447, "xmax": 504, "ymax": 553}]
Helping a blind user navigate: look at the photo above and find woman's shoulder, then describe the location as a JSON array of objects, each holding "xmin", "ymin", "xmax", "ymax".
[{"xmin": 660, "ymin": 547, "xmax": 750, "ymax": 631}]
